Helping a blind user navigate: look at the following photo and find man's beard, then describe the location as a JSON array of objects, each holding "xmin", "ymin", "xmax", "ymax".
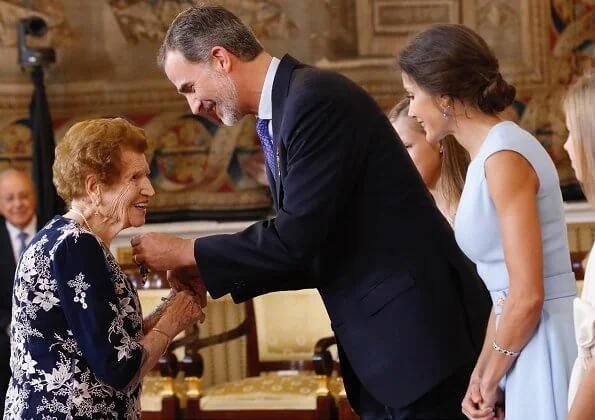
[{"xmin": 214, "ymin": 72, "xmax": 242, "ymax": 126}]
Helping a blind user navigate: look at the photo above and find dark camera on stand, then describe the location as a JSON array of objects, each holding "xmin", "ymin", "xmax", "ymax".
[{"xmin": 17, "ymin": 17, "xmax": 56, "ymax": 68}]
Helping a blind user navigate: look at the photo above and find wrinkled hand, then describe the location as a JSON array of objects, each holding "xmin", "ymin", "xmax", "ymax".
[
  {"xmin": 131, "ymin": 233, "xmax": 195, "ymax": 272},
  {"xmin": 158, "ymin": 291, "xmax": 206, "ymax": 337},
  {"xmin": 461, "ymin": 376, "xmax": 497, "ymax": 419},
  {"xmin": 168, "ymin": 266, "xmax": 208, "ymax": 308},
  {"xmin": 240, "ymin": 152, "xmax": 269, "ymax": 186}
]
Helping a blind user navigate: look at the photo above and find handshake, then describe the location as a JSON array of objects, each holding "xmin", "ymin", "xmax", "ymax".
[
  {"xmin": 131, "ymin": 232, "xmax": 208, "ymax": 334},
  {"xmin": 168, "ymin": 265, "xmax": 209, "ymax": 314}
]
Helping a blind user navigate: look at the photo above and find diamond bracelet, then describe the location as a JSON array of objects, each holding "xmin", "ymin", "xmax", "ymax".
[{"xmin": 492, "ymin": 340, "xmax": 520, "ymax": 357}]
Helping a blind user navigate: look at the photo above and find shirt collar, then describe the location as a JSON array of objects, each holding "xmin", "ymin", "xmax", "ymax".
[
  {"xmin": 257, "ymin": 57, "xmax": 280, "ymax": 121},
  {"xmin": 6, "ymin": 216, "xmax": 37, "ymax": 240}
]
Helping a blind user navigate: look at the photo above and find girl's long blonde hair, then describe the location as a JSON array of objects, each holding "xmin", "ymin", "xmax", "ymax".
[
  {"xmin": 388, "ymin": 98, "xmax": 470, "ymax": 218},
  {"xmin": 563, "ymin": 72, "xmax": 595, "ymax": 202}
]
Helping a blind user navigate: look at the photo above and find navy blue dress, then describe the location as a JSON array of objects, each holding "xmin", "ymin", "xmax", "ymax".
[{"xmin": 3, "ymin": 216, "xmax": 145, "ymax": 419}]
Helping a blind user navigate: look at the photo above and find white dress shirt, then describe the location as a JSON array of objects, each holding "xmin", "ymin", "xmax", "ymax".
[
  {"xmin": 569, "ymin": 246, "xmax": 595, "ymax": 406},
  {"xmin": 6, "ymin": 217, "xmax": 36, "ymax": 263},
  {"xmin": 257, "ymin": 56, "xmax": 280, "ymax": 138}
]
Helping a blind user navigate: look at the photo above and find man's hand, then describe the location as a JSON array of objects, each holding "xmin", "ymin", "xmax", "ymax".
[
  {"xmin": 131, "ymin": 233, "xmax": 196, "ymax": 272},
  {"xmin": 168, "ymin": 266, "xmax": 208, "ymax": 308}
]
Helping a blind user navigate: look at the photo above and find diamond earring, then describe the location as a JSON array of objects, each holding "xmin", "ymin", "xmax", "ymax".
[
  {"xmin": 442, "ymin": 103, "xmax": 452, "ymax": 120},
  {"xmin": 442, "ymin": 107, "xmax": 450, "ymax": 120}
]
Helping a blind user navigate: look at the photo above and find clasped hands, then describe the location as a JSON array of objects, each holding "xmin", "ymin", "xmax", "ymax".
[
  {"xmin": 131, "ymin": 232, "xmax": 208, "ymax": 323},
  {"xmin": 461, "ymin": 375, "xmax": 504, "ymax": 420}
]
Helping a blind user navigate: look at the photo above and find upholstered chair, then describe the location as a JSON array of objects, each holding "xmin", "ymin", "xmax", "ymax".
[{"xmin": 181, "ymin": 289, "xmax": 339, "ymax": 420}]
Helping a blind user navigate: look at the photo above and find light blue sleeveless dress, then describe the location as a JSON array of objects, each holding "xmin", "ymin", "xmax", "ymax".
[{"xmin": 454, "ymin": 121, "xmax": 577, "ymax": 420}]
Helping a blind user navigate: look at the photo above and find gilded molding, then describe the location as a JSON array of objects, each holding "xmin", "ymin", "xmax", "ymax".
[{"xmin": 0, "ymin": 80, "xmax": 186, "ymax": 119}]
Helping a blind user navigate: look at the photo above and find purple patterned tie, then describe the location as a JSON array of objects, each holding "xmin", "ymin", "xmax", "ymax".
[
  {"xmin": 256, "ymin": 118, "xmax": 276, "ymax": 175},
  {"xmin": 17, "ymin": 231, "xmax": 28, "ymax": 257}
]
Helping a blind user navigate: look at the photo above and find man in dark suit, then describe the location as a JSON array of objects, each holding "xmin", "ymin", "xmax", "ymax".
[
  {"xmin": 132, "ymin": 5, "xmax": 491, "ymax": 418},
  {"xmin": 0, "ymin": 169, "xmax": 37, "ymax": 413}
]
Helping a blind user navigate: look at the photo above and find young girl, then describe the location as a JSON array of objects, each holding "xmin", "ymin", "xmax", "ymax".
[
  {"xmin": 389, "ymin": 98, "xmax": 469, "ymax": 224},
  {"xmin": 564, "ymin": 72, "xmax": 595, "ymax": 420}
]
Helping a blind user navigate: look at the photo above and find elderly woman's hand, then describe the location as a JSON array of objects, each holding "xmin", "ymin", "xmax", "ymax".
[
  {"xmin": 156, "ymin": 291, "xmax": 206, "ymax": 338},
  {"xmin": 167, "ymin": 266, "xmax": 208, "ymax": 308}
]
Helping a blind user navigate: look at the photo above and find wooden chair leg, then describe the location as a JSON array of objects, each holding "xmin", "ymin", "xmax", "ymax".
[
  {"xmin": 141, "ymin": 394, "xmax": 180, "ymax": 420},
  {"xmin": 338, "ymin": 397, "xmax": 359, "ymax": 420},
  {"xmin": 316, "ymin": 395, "xmax": 337, "ymax": 420},
  {"xmin": 184, "ymin": 395, "xmax": 200, "ymax": 420},
  {"xmin": 161, "ymin": 395, "xmax": 180, "ymax": 420}
]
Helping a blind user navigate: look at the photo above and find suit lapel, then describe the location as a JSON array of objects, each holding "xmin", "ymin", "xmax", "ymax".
[
  {"xmin": 264, "ymin": 163, "xmax": 277, "ymax": 209},
  {"xmin": 270, "ymin": 54, "xmax": 300, "ymax": 209}
]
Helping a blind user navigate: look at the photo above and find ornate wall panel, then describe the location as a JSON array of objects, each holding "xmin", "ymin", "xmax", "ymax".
[
  {"xmin": 320, "ymin": 0, "xmax": 556, "ymax": 105},
  {"xmin": 462, "ymin": 0, "xmax": 550, "ymax": 93},
  {"xmin": 356, "ymin": 0, "xmax": 460, "ymax": 56},
  {"xmin": 319, "ymin": 0, "xmax": 593, "ymax": 187},
  {"xmin": 319, "ymin": 0, "xmax": 463, "ymax": 109}
]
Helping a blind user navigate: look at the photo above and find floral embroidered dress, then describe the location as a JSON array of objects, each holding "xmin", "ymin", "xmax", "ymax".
[{"xmin": 3, "ymin": 216, "xmax": 145, "ymax": 419}]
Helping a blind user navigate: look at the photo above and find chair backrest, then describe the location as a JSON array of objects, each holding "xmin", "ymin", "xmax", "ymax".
[{"xmin": 252, "ymin": 289, "xmax": 334, "ymax": 373}]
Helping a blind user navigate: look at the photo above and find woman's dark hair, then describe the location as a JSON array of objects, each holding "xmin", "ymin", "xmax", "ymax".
[{"xmin": 398, "ymin": 24, "xmax": 516, "ymax": 115}]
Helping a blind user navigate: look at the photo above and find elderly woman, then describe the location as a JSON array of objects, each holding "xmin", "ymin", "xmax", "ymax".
[{"xmin": 3, "ymin": 118, "xmax": 204, "ymax": 419}]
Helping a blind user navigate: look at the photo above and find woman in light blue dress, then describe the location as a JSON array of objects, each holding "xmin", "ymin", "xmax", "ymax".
[{"xmin": 399, "ymin": 24, "xmax": 576, "ymax": 420}]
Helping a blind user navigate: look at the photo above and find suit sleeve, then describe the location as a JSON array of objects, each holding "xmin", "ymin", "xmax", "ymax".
[
  {"xmin": 52, "ymin": 233, "xmax": 143, "ymax": 391},
  {"xmin": 0, "ymin": 234, "xmax": 16, "ymax": 335},
  {"xmin": 195, "ymin": 93, "xmax": 366, "ymax": 302}
]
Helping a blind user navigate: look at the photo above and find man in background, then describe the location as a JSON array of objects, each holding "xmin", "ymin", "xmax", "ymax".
[{"xmin": 0, "ymin": 169, "xmax": 37, "ymax": 413}]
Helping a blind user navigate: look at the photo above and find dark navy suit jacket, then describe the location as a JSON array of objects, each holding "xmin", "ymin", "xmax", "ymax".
[
  {"xmin": 195, "ymin": 55, "xmax": 491, "ymax": 411},
  {"xmin": 0, "ymin": 220, "xmax": 16, "ymax": 343},
  {"xmin": 0, "ymin": 219, "xmax": 16, "ymax": 412}
]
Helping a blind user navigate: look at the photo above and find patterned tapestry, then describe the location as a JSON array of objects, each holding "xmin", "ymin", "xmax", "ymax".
[
  {"xmin": 106, "ymin": 0, "xmax": 297, "ymax": 43},
  {"xmin": 0, "ymin": 114, "xmax": 272, "ymax": 219},
  {"xmin": 515, "ymin": 0, "xmax": 594, "ymax": 189}
]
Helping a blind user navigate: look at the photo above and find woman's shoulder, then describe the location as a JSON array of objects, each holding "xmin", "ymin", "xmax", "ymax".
[
  {"xmin": 477, "ymin": 121, "xmax": 557, "ymax": 184},
  {"xmin": 36, "ymin": 216, "xmax": 101, "ymax": 257},
  {"xmin": 482, "ymin": 121, "xmax": 545, "ymax": 159}
]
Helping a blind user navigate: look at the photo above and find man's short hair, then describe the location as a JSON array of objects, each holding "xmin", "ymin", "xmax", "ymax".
[{"xmin": 157, "ymin": 5, "xmax": 263, "ymax": 68}]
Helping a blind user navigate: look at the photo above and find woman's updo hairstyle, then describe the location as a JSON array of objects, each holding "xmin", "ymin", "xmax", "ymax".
[{"xmin": 398, "ymin": 24, "xmax": 516, "ymax": 115}]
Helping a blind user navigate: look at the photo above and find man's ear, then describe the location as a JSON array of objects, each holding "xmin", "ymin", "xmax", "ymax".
[{"xmin": 211, "ymin": 46, "xmax": 232, "ymax": 73}]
